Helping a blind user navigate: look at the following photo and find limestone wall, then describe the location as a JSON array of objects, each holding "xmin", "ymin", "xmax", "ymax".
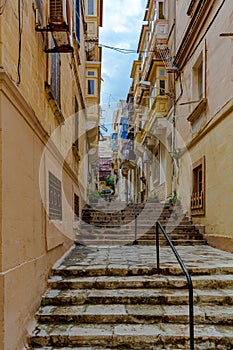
[
  {"xmin": 0, "ymin": 71, "xmax": 82, "ymax": 350},
  {"xmin": 0, "ymin": 1, "xmax": 89, "ymax": 349},
  {"xmin": 174, "ymin": 0, "xmax": 233, "ymax": 251}
]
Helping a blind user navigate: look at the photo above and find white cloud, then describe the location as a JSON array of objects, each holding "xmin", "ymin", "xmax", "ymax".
[
  {"xmin": 102, "ymin": 0, "xmax": 145, "ymax": 34},
  {"xmin": 100, "ymin": 0, "xmax": 147, "ymax": 104}
]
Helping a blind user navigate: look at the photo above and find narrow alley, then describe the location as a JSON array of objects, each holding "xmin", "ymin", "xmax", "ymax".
[{"xmin": 0, "ymin": 1, "xmax": 232, "ymax": 350}]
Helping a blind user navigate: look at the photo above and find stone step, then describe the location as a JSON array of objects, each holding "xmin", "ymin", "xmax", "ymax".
[
  {"xmin": 41, "ymin": 288, "xmax": 233, "ymax": 306},
  {"xmin": 77, "ymin": 231, "xmax": 203, "ymax": 239},
  {"xmin": 52, "ymin": 265, "xmax": 233, "ymax": 277},
  {"xmin": 81, "ymin": 213, "xmax": 189, "ymax": 220},
  {"xmin": 30, "ymin": 322, "xmax": 233, "ymax": 349},
  {"xmin": 30, "ymin": 348, "xmax": 190, "ymax": 350},
  {"xmin": 30, "ymin": 348, "xmax": 118, "ymax": 350},
  {"xmin": 80, "ymin": 221, "xmax": 191, "ymax": 228},
  {"xmin": 82, "ymin": 213, "xmax": 186, "ymax": 219},
  {"xmin": 48, "ymin": 274, "xmax": 233, "ymax": 290},
  {"xmin": 75, "ymin": 239, "xmax": 207, "ymax": 246},
  {"xmin": 36, "ymin": 303, "xmax": 233, "ymax": 325}
]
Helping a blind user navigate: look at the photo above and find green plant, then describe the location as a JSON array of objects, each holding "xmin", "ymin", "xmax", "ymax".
[
  {"xmin": 87, "ymin": 189, "xmax": 100, "ymax": 202},
  {"xmin": 105, "ymin": 176, "xmax": 115, "ymax": 191},
  {"xmin": 147, "ymin": 193, "xmax": 159, "ymax": 202},
  {"xmin": 168, "ymin": 190, "xmax": 178, "ymax": 205}
]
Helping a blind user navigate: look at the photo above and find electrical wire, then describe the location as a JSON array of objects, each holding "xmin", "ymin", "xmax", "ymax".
[
  {"xmin": 99, "ymin": 43, "xmax": 137, "ymax": 54},
  {"xmin": 0, "ymin": 0, "xmax": 8, "ymax": 15},
  {"xmin": 98, "ymin": 42, "xmax": 157, "ymax": 55}
]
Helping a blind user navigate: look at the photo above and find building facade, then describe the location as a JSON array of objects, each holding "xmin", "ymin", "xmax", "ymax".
[
  {"xmin": 0, "ymin": 1, "xmax": 102, "ymax": 349},
  {"xmin": 171, "ymin": 0, "xmax": 233, "ymax": 252},
  {"xmin": 127, "ymin": 0, "xmax": 232, "ymax": 251}
]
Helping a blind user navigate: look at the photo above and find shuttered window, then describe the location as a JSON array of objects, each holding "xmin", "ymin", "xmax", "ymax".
[
  {"xmin": 49, "ymin": 172, "xmax": 62, "ymax": 221},
  {"xmin": 74, "ymin": 97, "xmax": 79, "ymax": 148},
  {"xmin": 51, "ymin": 52, "xmax": 61, "ymax": 107},
  {"xmin": 74, "ymin": 193, "xmax": 80, "ymax": 221},
  {"xmin": 75, "ymin": 0, "xmax": 81, "ymax": 45}
]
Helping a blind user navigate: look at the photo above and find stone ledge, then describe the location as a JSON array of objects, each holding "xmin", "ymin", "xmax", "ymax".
[{"xmin": 205, "ymin": 235, "xmax": 233, "ymax": 254}]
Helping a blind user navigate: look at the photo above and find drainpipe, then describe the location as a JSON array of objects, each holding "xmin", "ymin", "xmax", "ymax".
[
  {"xmin": 172, "ymin": 0, "xmax": 177, "ymax": 198},
  {"xmin": 172, "ymin": 99, "xmax": 176, "ymax": 196}
]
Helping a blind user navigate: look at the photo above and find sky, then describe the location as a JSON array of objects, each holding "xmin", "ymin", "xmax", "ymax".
[{"xmin": 99, "ymin": 0, "xmax": 147, "ymax": 127}]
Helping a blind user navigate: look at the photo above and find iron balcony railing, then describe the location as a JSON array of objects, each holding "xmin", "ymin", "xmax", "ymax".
[{"xmin": 156, "ymin": 221, "xmax": 194, "ymax": 350}]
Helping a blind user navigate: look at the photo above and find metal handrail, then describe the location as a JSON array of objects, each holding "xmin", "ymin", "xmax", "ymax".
[
  {"xmin": 156, "ymin": 221, "xmax": 194, "ymax": 350},
  {"xmin": 128, "ymin": 191, "xmax": 138, "ymax": 245}
]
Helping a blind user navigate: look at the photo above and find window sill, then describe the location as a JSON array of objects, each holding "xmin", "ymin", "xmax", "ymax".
[
  {"xmin": 187, "ymin": 98, "xmax": 207, "ymax": 124},
  {"xmin": 191, "ymin": 208, "xmax": 205, "ymax": 216},
  {"xmin": 45, "ymin": 83, "xmax": 65, "ymax": 124}
]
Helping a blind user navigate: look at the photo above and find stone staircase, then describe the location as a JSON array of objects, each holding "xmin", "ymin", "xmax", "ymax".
[
  {"xmin": 29, "ymin": 245, "xmax": 233, "ymax": 349},
  {"xmin": 77, "ymin": 201, "xmax": 206, "ymax": 246}
]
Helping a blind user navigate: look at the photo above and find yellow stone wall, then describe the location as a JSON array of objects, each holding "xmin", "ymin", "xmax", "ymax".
[
  {"xmin": 174, "ymin": 0, "xmax": 233, "ymax": 251},
  {"xmin": 0, "ymin": 1, "xmax": 87, "ymax": 166},
  {"xmin": 0, "ymin": 1, "xmax": 102, "ymax": 349}
]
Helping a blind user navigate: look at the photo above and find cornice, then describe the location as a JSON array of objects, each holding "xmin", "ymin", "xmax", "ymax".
[{"xmin": 174, "ymin": 0, "xmax": 215, "ymax": 69}]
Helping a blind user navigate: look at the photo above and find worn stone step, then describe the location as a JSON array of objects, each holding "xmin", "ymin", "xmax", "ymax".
[
  {"xmin": 41, "ymin": 288, "xmax": 233, "ymax": 306},
  {"xmin": 77, "ymin": 232, "xmax": 204, "ymax": 240},
  {"xmin": 81, "ymin": 217, "xmax": 187, "ymax": 223},
  {"xmin": 30, "ymin": 322, "xmax": 233, "ymax": 349},
  {"xmin": 30, "ymin": 347, "xmax": 186, "ymax": 350},
  {"xmin": 78, "ymin": 232, "xmax": 203, "ymax": 239},
  {"xmin": 52, "ymin": 264, "xmax": 233, "ymax": 277},
  {"xmin": 48, "ymin": 274, "xmax": 233, "ymax": 290},
  {"xmin": 36, "ymin": 303, "xmax": 233, "ymax": 325},
  {"xmin": 75, "ymin": 239, "xmax": 207, "ymax": 247},
  {"xmin": 79, "ymin": 225, "xmax": 197, "ymax": 232}
]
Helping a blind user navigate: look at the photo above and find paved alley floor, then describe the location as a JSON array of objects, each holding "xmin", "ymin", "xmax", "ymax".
[{"xmin": 54, "ymin": 244, "xmax": 233, "ymax": 274}]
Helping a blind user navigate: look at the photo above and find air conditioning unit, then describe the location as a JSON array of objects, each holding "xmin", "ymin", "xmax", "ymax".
[
  {"xmin": 48, "ymin": 0, "xmax": 70, "ymax": 30},
  {"xmin": 139, "ymin": 80, "xmax": 151, "ymax": 90}
]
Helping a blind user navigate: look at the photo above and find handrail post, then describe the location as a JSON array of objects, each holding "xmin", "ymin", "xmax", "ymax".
[
  {"xmin": 156, "ymin": 220, "xmax": 194, "ymax": 350},
  {"xmin": 188, "ymin": 279, "xmax": 194, "ymax": 350},
  {"xmin": 129, "ymin": 191, "xmax": 138, "ymax": 245},
  {"xmin": 156, "ymin": 221, "xmax": 160, "ymax": 274},
  {"xmin": 135, "ymin": 213, "xmax": 137, "ymax": 244}
]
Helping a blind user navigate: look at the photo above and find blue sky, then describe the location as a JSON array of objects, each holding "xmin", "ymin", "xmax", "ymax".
[{"xmin": 100, "ymin": 0, "xmax": 147, "ymax": 108}]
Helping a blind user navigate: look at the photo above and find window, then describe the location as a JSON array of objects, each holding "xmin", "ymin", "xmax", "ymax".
[
  {"xmin": 159, "ymin": 79, "xmax": 165, "ymax": 95},
  {"xmin": 197, "ymin": 63, "xmax": 203, "ymax": 100},
  {"xmin": 75, "ymin": 0, "xmax": 81, "ymax": 44},
  {"xmin": 88, "ymin": 79, "xmax": 95, "ymax": 94},
  {"xmin": 50, "ymin": 52, "xmax": 61, "ymax": 107},
  {"xmin": 88, "ymin": 0, "xmax": 94, "ymax": 15},
  {"xmin": 74, "ymin": 97, "xmax": 79, "ymax": 148},
  {"xmin": 160, "ymin": 69, "xmax": 165, "ymax": 76},
  {"xmin": 74, "ymin": 193, "xmax": 80, "ymax": 221},
  {"xmin": 192, "ymin": 53, "xmax": 204, "ymax": 101},
  {"xmin": 154, "ymin": 151, "xmax": 159, "ymax": 183},
  {"xmin": 191, "ymin": 157, "xmax": 205, "ymax": 215},
  {"xmin": 49, "ymin": 172, "xmax": 62, "ymax": 221},
  {"xmin": 158, "ymin": 2, "xmax": 165, "ymax": 19},
  {"xmin": 88, "ymin": 71, "xmax": 95, "ymax": 76}
]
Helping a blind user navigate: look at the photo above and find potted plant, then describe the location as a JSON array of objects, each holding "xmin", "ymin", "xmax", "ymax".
[
  {"xmin": 147, "ymin": 192, "xmax": 159, "ymax": 203},
  {"xmin": 87, "ymin": 189, "xmax": 100, "ymax": 204}
]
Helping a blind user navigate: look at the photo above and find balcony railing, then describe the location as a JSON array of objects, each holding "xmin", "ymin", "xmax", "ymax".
[
  {"xmin": 191, "ymin": 191, "xmax": 203, "ymax": 210},
  {"xmin": 141, "ymin": 19, "xmax": 168, "ymax": 81}
]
